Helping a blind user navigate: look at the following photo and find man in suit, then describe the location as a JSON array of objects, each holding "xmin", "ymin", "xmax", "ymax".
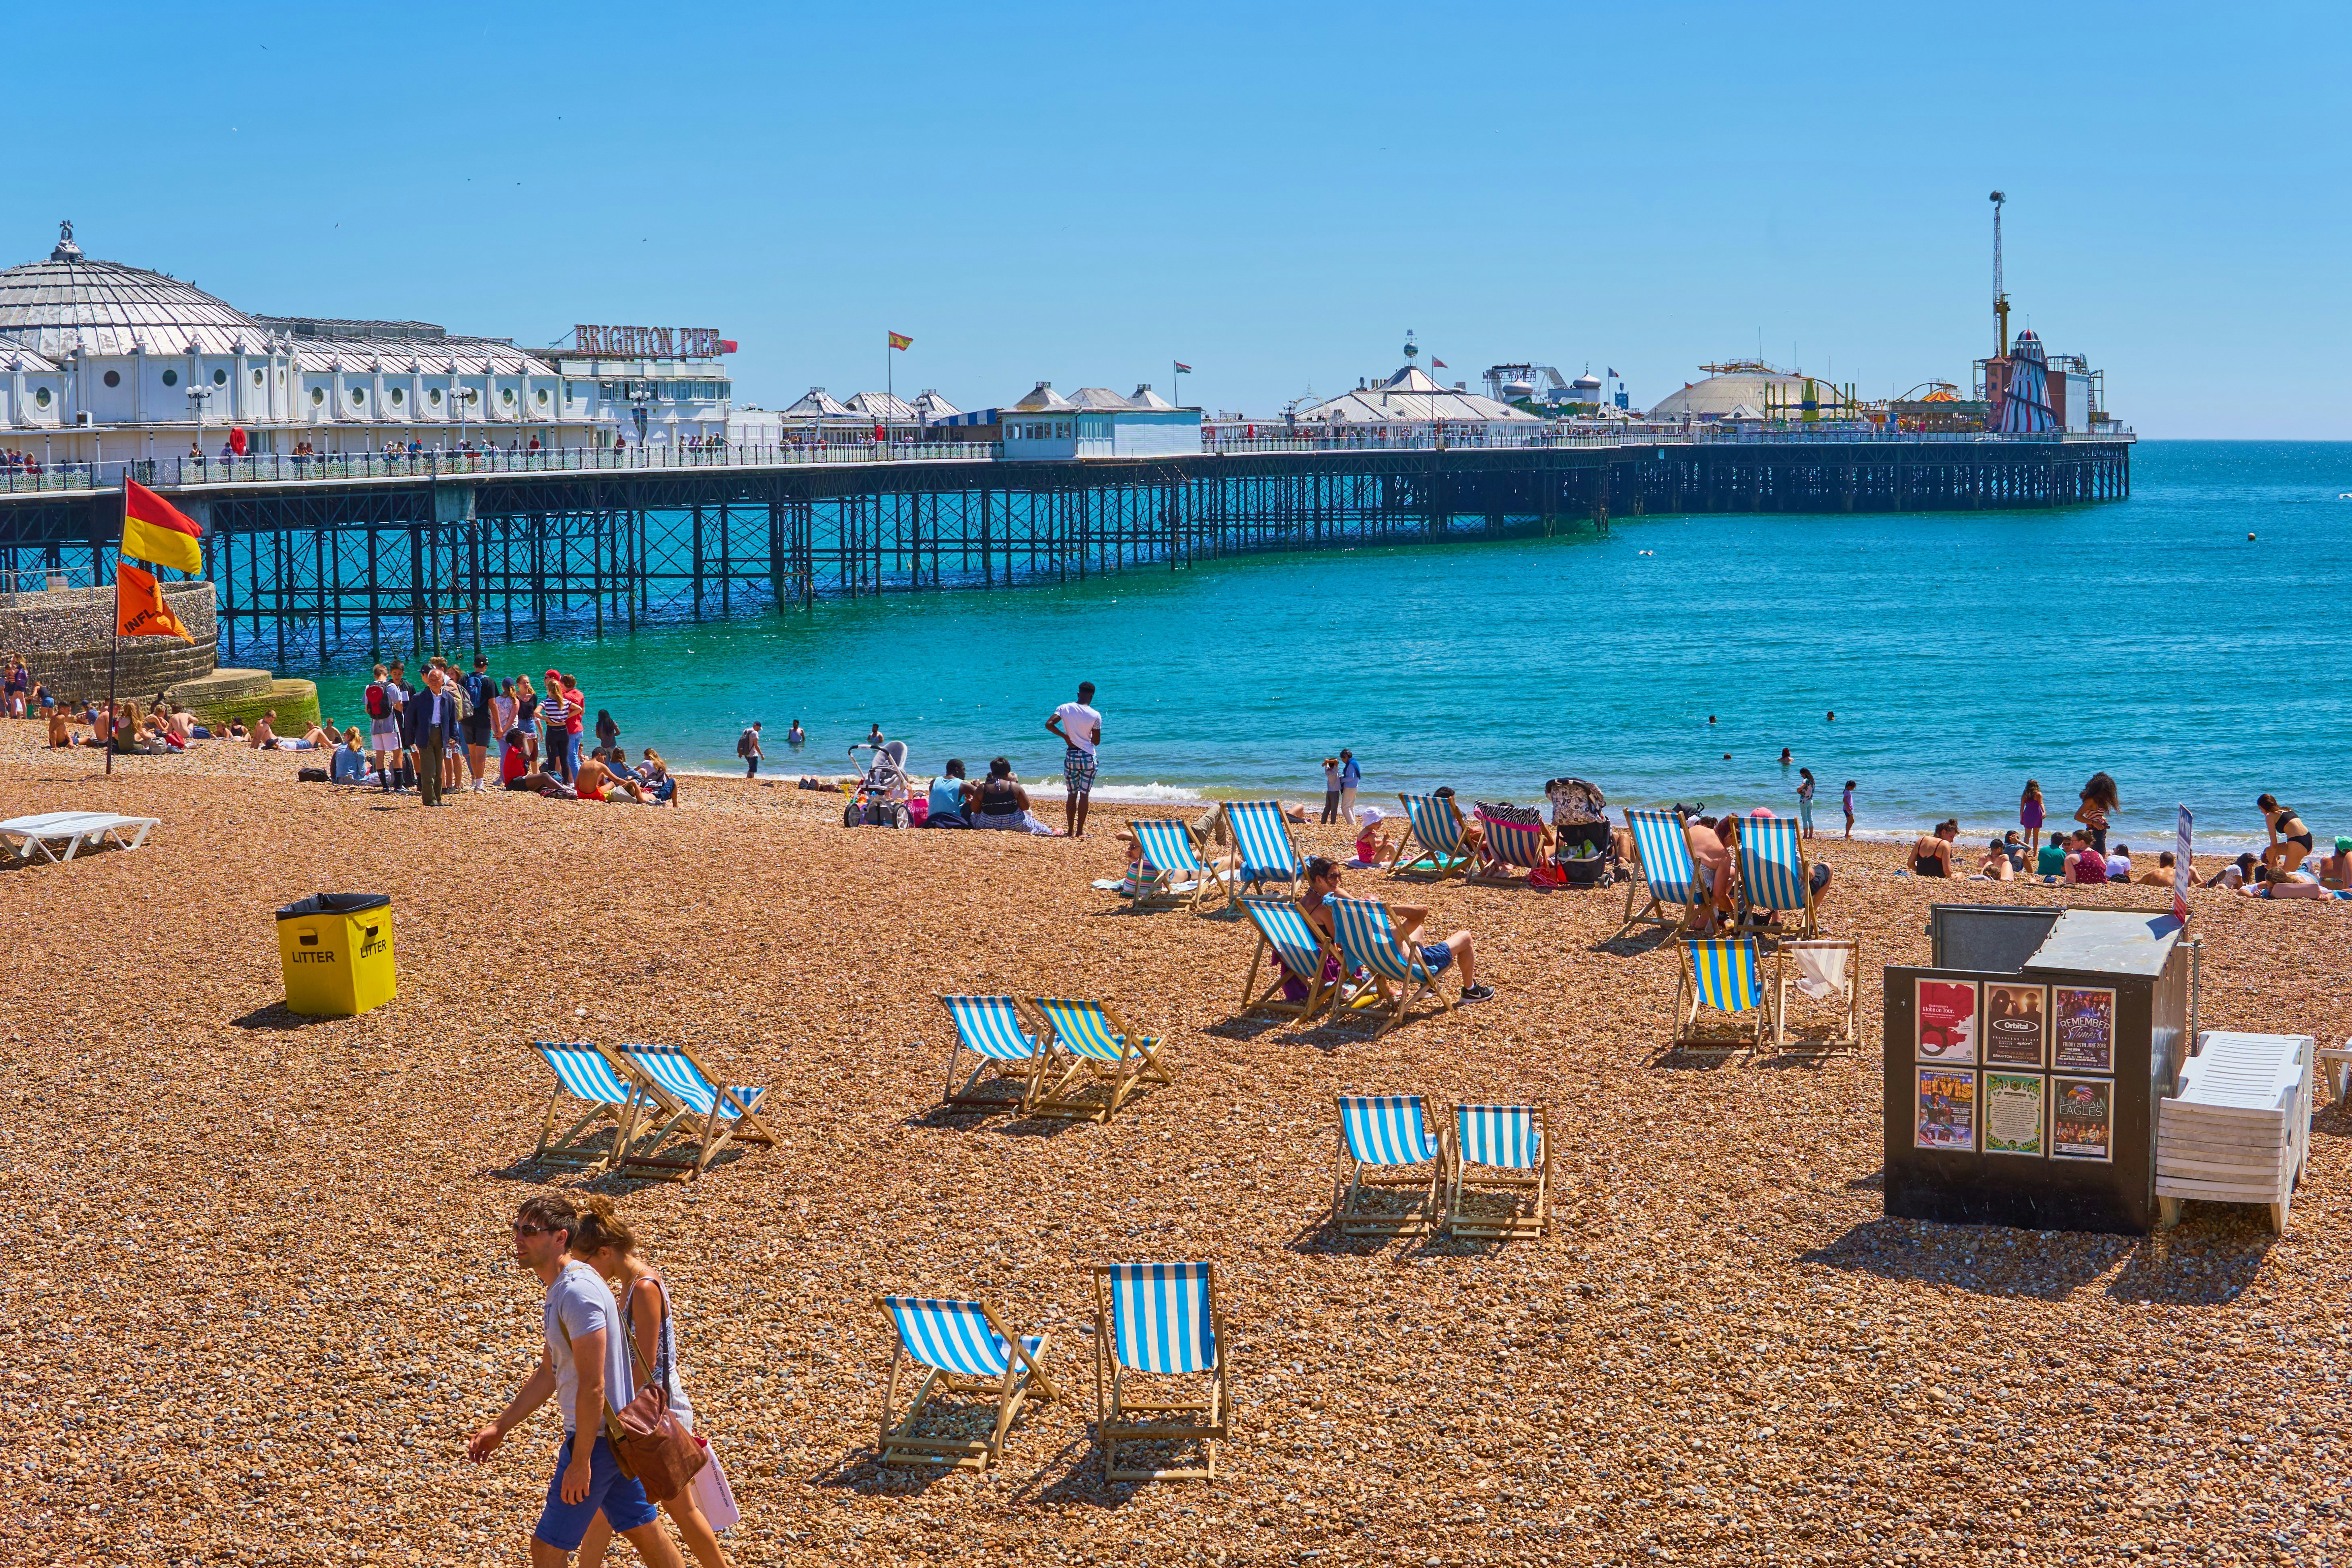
[{"xmin": 404, "ymin": 666, "xmax": 461, "ymax": 807}]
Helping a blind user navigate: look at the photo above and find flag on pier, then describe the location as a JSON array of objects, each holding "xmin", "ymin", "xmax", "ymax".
[
  {"xmin": 888, "ymin": 331, "xmax": 913, "ymax": 351},
  {"xmin": 121, "ymin": 480, "xmax": 204, "ymax": 574},
  {"xmin": 1432, "ymin": 359, "xmax": 1448, "ymax": 369},
  {"xmin": 1174, "ymin": 362, "xmax": 1193, "ymax": 374},
  {"xmin": 115, "ymin": 561, "xmax": 194, "ymax": 643},
  {"xmin": 1607, "ymin": 367, "xmax": 1619, "ymax": 378}
]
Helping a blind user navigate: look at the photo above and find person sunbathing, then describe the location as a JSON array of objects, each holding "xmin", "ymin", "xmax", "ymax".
[
  {"xmin": 46, "ymin": 707, "xmax": 72, "ymax": 749},
  {"xmin": 247, "ymin": 711, "xmax": 277, "ymax": 749},
  {"xmin": 300, "ymin": 719, "xmax": 335, "ymax": 750},
  {"xmin": 1353, "ymin": 810, "xmax": 1399, "ymax": 869},
  {"xmin": 1911, "ymin": 821, "xmax": 1959, "ymax": 878},
  {"xmin": 2136, "ymin": 851, "xmax": 2179, "ymax": 887},
  {"xmin": 2240, "ymin": 865, "xmax": 2329, "ymax": 900},
  {"xmin": 571, "ymin": 754, "xmax": 646, "ymax": 803},
  {"xmin": 2203, "ymin": 853, "xmax": 2258, "ymax": 890},
  {"xmin": 2321, "ymin": 838, "xmax": 2352, "ymax": 890},
  {"xmin": 1298, "ymin": 857, "xmax": 1492, "ymax": 1002},
  {"xmin": 331, "ymin": 728, "xmax": 376, "ymax": 784},
  {"xmin": 1115, "ymin": 821, "xmax": 1240, "ymax": 896},
  {"xmin": 1683, "ymin": 814, "xmax": 1737, "ymax": 930},
  {"xmin": 636, "ymin": 748, "xmax": 678, "ymax": 806},
  {"xmin": 1978, "ymin": 840, "xmax": 2016, "ymax": 881},
  {"xmin": 2257, "ymin": 794, "xmax": 2315, "ymax": 878}
]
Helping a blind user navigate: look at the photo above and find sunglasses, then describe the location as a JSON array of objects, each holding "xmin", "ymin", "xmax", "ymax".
[{"xmin": 511, "ymin": 1223, "xmax": 554, "ymax": 1237}]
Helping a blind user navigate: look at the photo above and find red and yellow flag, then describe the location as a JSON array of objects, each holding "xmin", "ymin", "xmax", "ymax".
[
  {"xmin": 887, "ymin": 331, "xmax": 913, "ymax": 351},
  {"xmin": 116, "ymin": 561, "xmax": 195, "ymax": 643},
  {"xmin": 122, "ymin": 479, "xmax": 204, "ymax": 574}
]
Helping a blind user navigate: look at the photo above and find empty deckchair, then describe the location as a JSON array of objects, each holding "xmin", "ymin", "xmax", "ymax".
[
  {"xmin": 1237, "ymin": 896, "xmax": 1344, "ymax": 1022},
  {"xmin": 1394, "ymin": 793, "xmax": 1473, "ymax": 880},
  {"xmin": 1468, "ymin": 804, "xmax": 1552, "ymax": 886},
  {"xmin": 529, "ymin": 1041, "xmax": 681, "ymax": 1175},
  {"xmin": 1446, "ymin": 1104, "xmax": 1550, "ymax": 1239},
  {"xmin": 1774, "ymin": 938, "xmax": 1860, "ymax": 1054},
  {"xmin": 1092, "ymin": 1262, "xmax": 1232, "ymax": 1482},
  {"xmin": 1030, "ymin": 998, "xmax": 1172, "ymax": 1122},
  {"xmin": 874, "ymin": 1295, "xmax": 1059, "ymax": 1471},
  {"xmin": 0, "ymin": 810, "xmax": 161, "ymax": 863},
  {"xmin": 1735, "ymin": 816, "xmax": 1818, "ymax": 940},
  {"xmin": 615, "ymin": 1042, "xmax": 776, "ymax": 1179},
  {"xmin": 1324, "ymin": 896, "xmax": 1443, "ymax": 1037},
  {"xmin": 1333, "ymin": 1093, "xmax": 1446, "ymax": 1237},
  {"xmin": 1127, "ymin": 818, "xmax": 1212, "ymax": 912},
  {"xmin": 937, "ymin": 994, "xmax": 1065, "ymax": 1112},
  {"xmin": 1619, "ymin": 808, "xmax": 1708, "ymax": 937},
  {"xmin": 1210, "ymin": 799, "xmax": 1306, "ymax": 908},
  {"xmin": 1673, "ymin": 937, "xmax": 1774, "ymax": 1056}
]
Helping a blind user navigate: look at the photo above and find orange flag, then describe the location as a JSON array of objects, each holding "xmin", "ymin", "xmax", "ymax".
[
  {"xmin": 116, "ymin": 561, "xmax": 195, "ymax": 643},
  {"xmin": 122, "ymin": 478, "xmax": 204, "ymax": 573}
]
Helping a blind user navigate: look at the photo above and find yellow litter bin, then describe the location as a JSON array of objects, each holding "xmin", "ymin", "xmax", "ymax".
[{"xmin": 276, "ymin": 892, "xmax": 397, "ymax": 1017}]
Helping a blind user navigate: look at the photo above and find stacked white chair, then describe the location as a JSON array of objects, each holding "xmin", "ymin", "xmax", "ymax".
[{"xmin": 2156, "ymin": 1030, "xmax": 2313, "ymax": 1234}]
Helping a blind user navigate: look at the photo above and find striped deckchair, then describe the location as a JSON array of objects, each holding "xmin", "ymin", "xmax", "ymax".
[
  {"xmin": 1394, "ymin": 793, "xmax": 1472, "ymax": 880},
  {"xmin": 1735, "ymin": 816, "xmax": 1817, "ymax": 940},
  {"xmin": 938, "ymin": 994, "xmax": 1067, "ymax": 1112},
  {"xmin": 1029, "ymin": 998, "xmax": 1172, "ymax": 1122},
  {"xmin": 1445, "ymin": 1103, "xmax": 1550, "ymax": 1239},
  {"xmin": 529, "ymin": 1041, "xmax": 672, "ymax": 1174},
  {"xmin": 1324, "ymin": 896, "xmax": 1442, "ymax": 1037},
  {"xmin": 615, "ymin": 1042, "xmax": 776, "ymax": 1179},
  {"xmin": 1209, "ymin": 799, "xmax": 1305, "ymax": 908},
  {"xmin": 1333, "ymin": 1093, "xmax": 1446, "ymax": 1236},
  {"xmin": 874, "ymin": 1295, "xmax": 1059, "ymax": 1471},
  {"xmin": 1092, "ymin": 1262, "xmax": 1232, "ymax": 1482},
  {"xmin": 1673, "ymin": 936, "xmax": 1774, "ymax": 1056},
  {"xmin": 1619, "ymin": 808, "xmax": 1708, "ymax": 937},
  {"xmin": 1128, "ymin": 818, "xmax": 1211, "ymax": 912},
  {"xmin": 1237, "ymin": 896, "xmax": 1343, "ymax": 1022},
  {"xmin": 1468, "ymin": 805, "xmax": 1552, "ymax": 886}
]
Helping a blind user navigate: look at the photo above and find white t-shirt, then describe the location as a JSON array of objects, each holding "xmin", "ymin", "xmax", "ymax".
[
  {"xmin": 1054, "ymin": 702, "xmax": 1102, "ymax": 758},
  {"xmin": 2104, "ymin": 855, "xmax": 2131, "ymax": 880},
  {"xmin": 544, "ymin": 1261, "xmax": 636, "ymax": 1434}
]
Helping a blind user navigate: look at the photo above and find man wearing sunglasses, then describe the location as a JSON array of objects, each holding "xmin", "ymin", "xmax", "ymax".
[
  {"xmin": 466, "ymin": 1198, "xmax": 686, "ymax": 1568},
  {"xmin": 1300, "ymin": 855, "xmax": 1492, "ymax": 1002}
]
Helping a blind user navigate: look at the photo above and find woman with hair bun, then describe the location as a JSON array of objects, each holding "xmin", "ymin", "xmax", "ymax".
[{"xmin": 570, "ymin": 1198, "xmax": 732, "ymax": 1568}]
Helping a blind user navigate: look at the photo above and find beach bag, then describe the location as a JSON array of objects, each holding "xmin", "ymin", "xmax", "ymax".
[
  {"xmin": 298, "ymin": 766, "xmax": 327, "ymax": 783},
  {"xmin": 562, "ymin": 1291, "xmax": 707, "ymax": 1505},
  {"xmin": 689, "ymin": 1439, "xmax": 740, "ymax": 1533},
  {"xmin": 365, "ymin": 683, "xmax": 388, "ymax": 720},
  {"xmin": 1528, "ymin": 858, "xmax": 1566, "ymax": 889}
]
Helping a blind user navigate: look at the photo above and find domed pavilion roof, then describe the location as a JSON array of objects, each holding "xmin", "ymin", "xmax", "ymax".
[{"xmin": 0, "ymin": 222, "xmax": 268, "ymax": 359}]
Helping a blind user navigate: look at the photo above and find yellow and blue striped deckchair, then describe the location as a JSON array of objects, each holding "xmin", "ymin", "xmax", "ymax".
[
  {"xmin": 1672, "ymin": 936, "xmax": 1774, "ymax": 1056},
  {"xmin": 615, "ymin": 1042, "xmax": 777, "ymax": 1180},
  {"xmin": 1127, "ymin": 818, "xmax": 1211, "ymax": 912},
  {"xmin": 1029, "ymin": 997, "xmax": 1173, "ymax": 1122},
  {"xmin": 1445, "ymin": 1103, "xmax": 1551, "ymax": 1239},
  {"xmin": 1620, "ymin": 808, "xmax": 1708, "ymax": 936},
  {"xmin": 938, "ymin": 994, "xmax": 1067, "ymax": 1112},
  {"xmin": 1333, "ymin": 1093, "xmax": 1445, "ymax": 1236},
  {"xmin": 530, "ymin": 1041, "xmax": 671, "ymax": 1174},
  {"xmin": 1734, "ymin": 815, "xmax": 1817, "ymax": 940},
  {"xmin": 873, "ymin": 1295, "xmax": 1060, "ymax": 1471},
  {"xmin": 1237, "ymin": 896, "xmax": 1343, "ymax": 1022},
  {"xmin": 1324, "ymin": 896, "xmax": 1442, "ymax": 1037},
  {"xmin": 1209, "ymin": 800, "xmax": 1305, "ymax": 908},
  {"xmin": 1091, "ymin": 1261, "xmax": 1232, "ymax": 1482},
  {"xmin": 1468, "ymin": 805, "xmax": 1552, "ymax": 886},
  {"xmin": 1394, "ymin": 793, "xmax": 1472, "ymax": 880}
]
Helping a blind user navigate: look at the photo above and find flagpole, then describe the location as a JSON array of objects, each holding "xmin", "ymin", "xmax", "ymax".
[{"xmin": 106, "ymin": 484, "xmax": 122, "ymax": 777}]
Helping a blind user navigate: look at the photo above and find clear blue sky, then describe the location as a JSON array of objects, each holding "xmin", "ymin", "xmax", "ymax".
[{"xmin": 22, "ymin": 3, "xmax": 2346, "ymax": 437}]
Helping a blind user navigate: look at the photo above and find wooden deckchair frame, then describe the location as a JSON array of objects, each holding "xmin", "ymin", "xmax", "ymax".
[
  {"xmin": 529, "ymin": 1042, "xmax": 667, "ymax": 1175},
  {"xmin": 1237, "ymin": 898, "xmax": 1343, "ymax": 1023},
  {"xmin": 1393, "ymin": 793, "xmax": 1473, "ymax": 880},
  {"xmin": 607, "ymin": 1040, "xmax": 777, "ymax": 1180},
  {"xmin": 1126, "ymin": 819, "xmax": 1214, "ymax": 914},
  {"xmin": 1092, "ymin": 1265, "xmax": 1233, "ymax": 1482},
  {"xmin": 1671, "ymin": 938, "xmax": 1776, "ymax": 1057},
  {"xmin": 1773, "ymin": 938, "xmax": 1861, "ymax": 1056},
  {"xmin": 1333, "ymin": 1093, "xmax": 1447, "ymax": 1237},
  {"xmin": 1444, "ymin": 1104, "xmax": 1551, "ymax": 1240},
  {"xmin": 1204, "ymin": 801, "xmax": 1305, "ymax": 910},
  {"xmin": 1617, "ymin": 808, "xmax": 1708, "ymax": 939},
  {"xmin": 1030, "ymin": 999, "xmax": 1173, "ymax": 1122},
  {"xmin": 1466, "ymin": 808, "xmax": 1552, "ymax": 887},
  {"xmin": 873, "ymin": 1297, "xmax": 1060, "ymax": 1471},
  {"xmin": 1733, "ymin": 820, "xmax": 1820, "ymax": 942},
  {"xmin": 937, "ymin": 995, "xmax": 1070, "ymax": 1112},
  {"xmin": 1324, "ymin": 898, "xmax": 1443, "ymax": 1039}
]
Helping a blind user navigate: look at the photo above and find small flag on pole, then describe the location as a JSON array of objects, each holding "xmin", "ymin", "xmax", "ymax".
[
  {"xmin": 1607, "ymin": 367, "xmax": 1619, "ymax": 378},
  {"xmin": 121, "ymin": 479, "xmax": 204, "ymax": 574},
  {"xmin": 116, "ymin": 561, "xmax": 195, "ymax": 643},
  {"xmin": 1432, "ymin": 359, "xmax": 1448, "ymax": 369},
  {"xmin": 888, "ymin": 331, "xmax": 913, "ymax": 351},
  {"xmin": 1173, "ymin": 362, "xmax": 1193, "ymax": 374}
]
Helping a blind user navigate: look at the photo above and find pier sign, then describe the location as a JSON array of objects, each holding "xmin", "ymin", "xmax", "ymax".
[{"xmin": 573, "ymin": 324, "xmax": 728, "ymax": 358}]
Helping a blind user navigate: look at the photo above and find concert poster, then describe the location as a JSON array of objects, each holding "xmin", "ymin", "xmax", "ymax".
[
  {"xmin": 2053, "ymin": 987, "xmax": 2117, "ymax": 1074},
  {"xmin": 1914, "ymin": 1067, "xmax": 1977, "ymax": 1152},
  {"xmin": 1982, "ymin": 984, "xmax": 2048, "ymax": 1069},
  {"xmin": 1984, "ymin": 1072, "xmax": 2047, "ymax": 1157},
  {"xmin": 1916, "ymin": 979, "xmax": 1980, "ymax": 1065},
  {"xmin": 2051, "ymin": 1077, "xmax": 2113, "ymax": 1161}
]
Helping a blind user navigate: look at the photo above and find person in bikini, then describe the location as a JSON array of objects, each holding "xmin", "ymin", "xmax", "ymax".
[
  {"xmin": 1911, "ymin": 820, "xmax": 1959, "ymax": 878},
  {"xmin": 2257, "ymin": 794, "xmax": 2315, "ymax": 878}
]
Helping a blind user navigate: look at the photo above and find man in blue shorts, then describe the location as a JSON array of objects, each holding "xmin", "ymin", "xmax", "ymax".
[
  {"xmin": 1045, "ymin": 680, "xmax": 1103, "ymax": 839},
  {"xmin": 467, "ymin": 1197, "xmax": 686, "ymax": 1568},
  {"xmin": 1296, "ymin": 855, "xmax": 1494, "ymax": 1002}
]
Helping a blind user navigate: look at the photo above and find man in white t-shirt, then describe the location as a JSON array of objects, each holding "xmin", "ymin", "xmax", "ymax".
[
  {"xmin": 466, "ymin": 1198, "xmax": 684, "ymax": 1568},
  {"xmin": 1045, "ymin": 680, "xmax": 1103, "ymax": 839}
]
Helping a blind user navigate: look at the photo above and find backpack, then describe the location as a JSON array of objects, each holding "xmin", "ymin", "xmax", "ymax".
[
  {"xmin": 736, "ymin": 728, "xmax": 755, "ymax": 758},
  {"xmin": 365, "ymin": 683, "xmax": 388, "ymax": 720}
]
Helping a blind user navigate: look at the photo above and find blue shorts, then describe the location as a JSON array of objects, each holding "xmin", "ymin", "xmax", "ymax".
[
  {"xmin": 1420, "ymin": 943, "xmax": 1454, "ymax": 974},
  {"xmin": 535, "ymin": 1431, "xmax": 658, "ymax": 1551}
]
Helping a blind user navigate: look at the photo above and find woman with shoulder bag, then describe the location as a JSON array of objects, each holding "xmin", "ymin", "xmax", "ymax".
[{"xmin": 570, "ymin": 1199, "xmax": 734, "ymax": 1568}]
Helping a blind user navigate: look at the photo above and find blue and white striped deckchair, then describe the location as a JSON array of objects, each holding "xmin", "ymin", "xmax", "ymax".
[
  {"xmin": 1445, "ymin": 1103, "xmax": 1551, "ymax": 1239},
  {"xmin": 873, "ymin": 1295, "xmax": 1060, "ymax": 1471},
  {"xmin": 1333, "ymin": 1093, "xmax": 1445, "ymax": 1236},
  {"xmin": 1128, "ymin": 818, "xmax": 1211, "ymax": 912},
  {"xmin": 1030, "ymin": 998, "xmax": 1173, "ymax": 1122},
  {"xmin": 615, "ymin": 1042, "xmax": 776, "ymax": 1179},
  {"xmin": 937, "ymin": 994, "xmax": 1064, "ymax": 1112},
  {"xmin": 1621, "ymin": 808, "xmax": 1708, "ymax": 936},
  {"xmin": 1673, "ymin": 936, "xmax": 1774, "ymax": 1056},
  {"xmin": 1734, "ymin": 815, "xmax": 1818, "ymax": 940},
  {"xmin": 1091, "ymin": 1262, "xmax": 1232, "ymax": 1481},
  {"xmin": 1468, "ymin": 805, "xmax": 1552, "ymax": 886},
  {"xmin": 1237, "ymin": 896, "xmax": 1343, "ymax": 1021},
  {"xmin": 529, "ymin": 1041, "xmax": 681, "ymax": 1175},
  {"xmin": 1394, "ymin": 793, "xmax": 1472, "ymax": 880},
  {"xmin": 1210, "ymin": 800, "xmax": 1304, "ymax": 907},
  {"xmin": 1323, "ymin": 896, "xmax": 1442, "ymax": 1037}
]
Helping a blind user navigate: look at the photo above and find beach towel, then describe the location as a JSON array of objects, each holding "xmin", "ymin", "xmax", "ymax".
[{"xmin": 1794, "ymin": 943, "xmax": 1850, "ymax": 1002}]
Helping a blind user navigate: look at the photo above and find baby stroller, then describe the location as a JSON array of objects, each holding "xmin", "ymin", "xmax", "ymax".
[{"xmin": 843, "ymin": 741, "xmax": 913, "ymax": 828}]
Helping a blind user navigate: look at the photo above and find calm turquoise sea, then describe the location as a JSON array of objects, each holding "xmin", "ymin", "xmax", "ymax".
[{"xmin": 315, "ymin": 441, "xmax": 2350, "ymax": 849}]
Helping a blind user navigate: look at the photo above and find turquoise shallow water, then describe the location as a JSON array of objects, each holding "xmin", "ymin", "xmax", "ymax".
[{"xmin": 315, "ymin": 441, "xmax": 2350, "ymax": 849}]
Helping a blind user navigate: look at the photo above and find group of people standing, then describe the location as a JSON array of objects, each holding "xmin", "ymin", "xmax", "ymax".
[{"xmin": 349, "ymin": 658, "xmax": 672, "ymax": 805}]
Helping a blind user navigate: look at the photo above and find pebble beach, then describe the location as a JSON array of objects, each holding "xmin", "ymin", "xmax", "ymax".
[{"xmin": 10, "ymin": 730, "xmax": 2352, "ymax": 1567}]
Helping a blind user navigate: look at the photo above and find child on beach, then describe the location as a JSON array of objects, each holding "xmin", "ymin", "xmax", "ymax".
[
  {"xmin": 1352, "ymin": 809, "xmax": 1397, "ymax": 869},
  {"xmin": 1842, "ymin": 780, "xmax": 1856, "ymax": 840}
]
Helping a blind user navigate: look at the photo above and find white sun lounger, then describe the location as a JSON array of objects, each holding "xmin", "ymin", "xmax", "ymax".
[
  {"xmin": 2156, "ymin": 1030, "xmax": 2313, "ymax": 1234},
  {"xmin": 0, "ymin": 811, "xmax": 161, "ymax": 863}
]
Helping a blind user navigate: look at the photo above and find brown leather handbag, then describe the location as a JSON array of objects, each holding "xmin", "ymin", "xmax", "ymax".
[{"xmin": 561, "ymin": 1287, "xmax": 707, "ymax": 1504}]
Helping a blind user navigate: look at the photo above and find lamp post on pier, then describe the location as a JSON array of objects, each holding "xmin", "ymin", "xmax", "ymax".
[{"xmin": 186, "ymin": 386, "xmax": 213, "ymax": 475}]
